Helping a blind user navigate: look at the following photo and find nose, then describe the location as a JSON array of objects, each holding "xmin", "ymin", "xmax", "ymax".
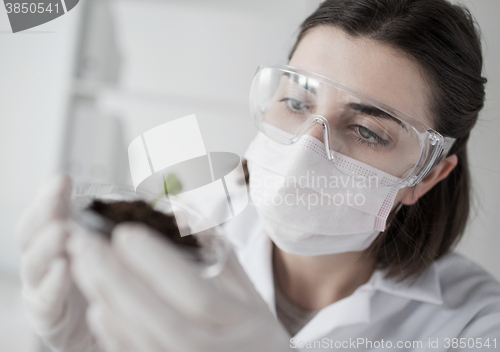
[
  {"xmin": 295, "ymin": 114, "xmax": 335, "ymax": 161},
  {"xmin": 305, "ymin": 122, "xmax": 325, "ymax": 142}
]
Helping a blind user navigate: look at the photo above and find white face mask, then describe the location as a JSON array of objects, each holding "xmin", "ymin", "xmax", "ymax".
[{"xmin": 244, "ymin": 132, "xmax": 404, "ymax": 256}]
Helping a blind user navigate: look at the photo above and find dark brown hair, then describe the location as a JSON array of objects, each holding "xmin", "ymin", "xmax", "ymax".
[{"xmin": 289, "ymin": 0, "xmax": 487, "ymax": 279}]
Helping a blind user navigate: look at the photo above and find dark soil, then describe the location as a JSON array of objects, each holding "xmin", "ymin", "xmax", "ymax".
[{"xmin": 87, "ymin": 200, "xmax": 200, "ymax": 248}]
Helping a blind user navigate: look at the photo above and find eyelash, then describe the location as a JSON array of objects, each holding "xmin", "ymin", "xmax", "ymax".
[
  {"xmin": 279, "ymin": 97, "xmax": 390, "ymax": 148},
  {"xmin": 279, "ymin": 97, "xmax": 312, "ymax": 114},
  {"xmin": 352, "ymin": 125, "xmax": 390, "ymax": 148}
]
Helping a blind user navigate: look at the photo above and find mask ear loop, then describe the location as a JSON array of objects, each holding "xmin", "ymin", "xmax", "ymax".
[
  {"xmin": 384, "ymin": 202, "xmax": 403, "ymax": 231},
  {"xmin": 394, "ymin": 203, "xmax": 403, "ymax": 214},
  {"xmin": 290, "ymin": 114, "xmax": 336, "ymax": 162}
]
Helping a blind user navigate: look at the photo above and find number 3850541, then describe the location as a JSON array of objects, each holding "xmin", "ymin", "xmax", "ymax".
[{"xmin": 5, "ymin": 3, "xmax": 60, "ymax": 14}]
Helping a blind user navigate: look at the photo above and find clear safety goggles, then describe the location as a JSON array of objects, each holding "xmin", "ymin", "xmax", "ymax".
[{"xmin": 249, "ymin": 65, "xmax": 456, "ymax": 187}]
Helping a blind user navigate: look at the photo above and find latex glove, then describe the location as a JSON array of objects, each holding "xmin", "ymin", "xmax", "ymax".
[
  {"xmin": 67, "ymin": 223, "xmax": 293, "ymax": 352},
  {"xmin": 16, "ymin": 174, "xmax": 100, "ymax": 352}
]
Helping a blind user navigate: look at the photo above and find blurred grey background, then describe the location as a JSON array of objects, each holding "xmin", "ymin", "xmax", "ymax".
[{"xmin": 0, "ymin": 0, "xmax": 498, "ymax": 351}]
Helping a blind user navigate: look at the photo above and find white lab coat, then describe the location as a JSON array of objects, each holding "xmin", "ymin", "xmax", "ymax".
[{"xmin": 218, "ymin": 194, "xmax": 500, "ymax": 352}]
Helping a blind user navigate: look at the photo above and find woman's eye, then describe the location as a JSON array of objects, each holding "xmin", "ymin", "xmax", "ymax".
[
  {"xmin": 354, "ymin": 125, "xmax": 389, "ymax": 147},
  {"xmin": 358, "ymin": 126, "xmax": 376, "ymax": 140},
  {"xmin": 279, "ymin": 97, "xmax": 310, "ymax": 112}
]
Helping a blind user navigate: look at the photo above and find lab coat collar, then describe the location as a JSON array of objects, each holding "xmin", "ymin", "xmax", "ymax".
[
  {"xmin": 237, "ymin": 231, "xmax": 373, "ymax": 340},
  {"xmin": 367, "ymin": 263, "xmax": 443, "ymax": 306},
  {"xmin": 230, "ymin": 203, "xmax": 443, "ymax": 339},
  {"xmin": 237, "ymin": 226, "xmax": 444, "ymax": 309}
]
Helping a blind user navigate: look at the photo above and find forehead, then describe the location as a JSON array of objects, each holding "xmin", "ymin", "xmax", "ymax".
[{"xmin": 289, "ymin": 26, "xmax": 433, "ymax": 127}]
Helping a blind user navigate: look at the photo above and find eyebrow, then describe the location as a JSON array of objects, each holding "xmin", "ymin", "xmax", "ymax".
[
  {"xmin": 284, "ymin": 73, "xmax": 407, "ymax": 130},
  {"xmin": 347, "ymin": 102, "xmax": 407, "ymax": 130}
]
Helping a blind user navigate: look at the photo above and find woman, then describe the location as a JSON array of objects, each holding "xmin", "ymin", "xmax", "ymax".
[{"xmin": 17, "ymin": 0, "xmax": 500, "ymax": 351}]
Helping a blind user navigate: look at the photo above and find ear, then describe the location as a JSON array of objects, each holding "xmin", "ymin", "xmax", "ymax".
[{"xmin": 401, "ymin": 154, "xmax": 458, "ymax": 205}]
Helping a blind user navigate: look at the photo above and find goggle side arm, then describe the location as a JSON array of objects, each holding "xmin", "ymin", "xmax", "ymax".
[{"xmin": 408, "ymin": 133, "xmax": 456, "ymax": 187}]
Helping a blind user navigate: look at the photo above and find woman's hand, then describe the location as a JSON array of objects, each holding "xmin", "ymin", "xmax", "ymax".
[
  {"xmin": 16, "ymin": 174, "xmax": 100, "ymax": 352},
  {"xmin": 67, "ymin": 223, "xmax": 293, "ymax": 352}
]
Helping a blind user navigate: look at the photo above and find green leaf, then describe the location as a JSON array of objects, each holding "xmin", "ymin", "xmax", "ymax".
[{"xmin": 163, "ymin": 173, "xmax": 182, "ymax": 195}]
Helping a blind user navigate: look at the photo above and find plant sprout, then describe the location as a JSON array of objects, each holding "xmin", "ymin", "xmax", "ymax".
[
  {"xmin": 163, "ymin": 173, "xmax": 182, "ymax": 195},
  {"xmin": 150, "ymin": 173, "xmax": 182, "ymax": 206}
]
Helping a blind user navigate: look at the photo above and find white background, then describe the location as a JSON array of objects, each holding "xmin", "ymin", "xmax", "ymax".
[{"xmin": 0, "ymin": 1, "xmax": 499, "ymax": 351}]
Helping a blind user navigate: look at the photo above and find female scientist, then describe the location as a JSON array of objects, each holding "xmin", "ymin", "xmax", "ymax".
[{"xmin": 16, "ymin": 0, "xmax": 500, "ymax": 351}]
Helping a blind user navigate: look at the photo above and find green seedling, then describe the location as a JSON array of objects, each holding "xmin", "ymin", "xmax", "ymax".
[{"xmin": 150, "ymin": 173, "xmax": 182, "ymax": 206}]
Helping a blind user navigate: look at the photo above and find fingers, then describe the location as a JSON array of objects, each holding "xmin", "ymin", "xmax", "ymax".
[
  {"xmin": 111, "ymin": 223, "xmax": 245, "ymax": 325},
  {"xmin": 66, "ymin": 227, "xmax": 280, "ymax": 352},
  {"xmin": 87, "ymin": 302, "xmax": 213, "ymax": 352},
  {"xmin": 20, "ymin": 221, "xmax": 68, "ymax": 289},
  {"xmin": 37, "ymin": 257, "xmax": 72, "ymax": 310},
  {"xmin": 67, "ymin": 229, "xmax": 195, "ymax": 350},
  {"xmin": 67, "ymin": 228, "xmax": 245, "ymax": 352},
  {"xmin": 23, "ymin": 257, "xmax": 72, "ymax": 332},
  {"xmin": 86, "ymin": 304, "xmax": 138, "ymax": 352},
  {"xmin": 16, "ymin": 174, "xmax": 72, "ymax": 252}
]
